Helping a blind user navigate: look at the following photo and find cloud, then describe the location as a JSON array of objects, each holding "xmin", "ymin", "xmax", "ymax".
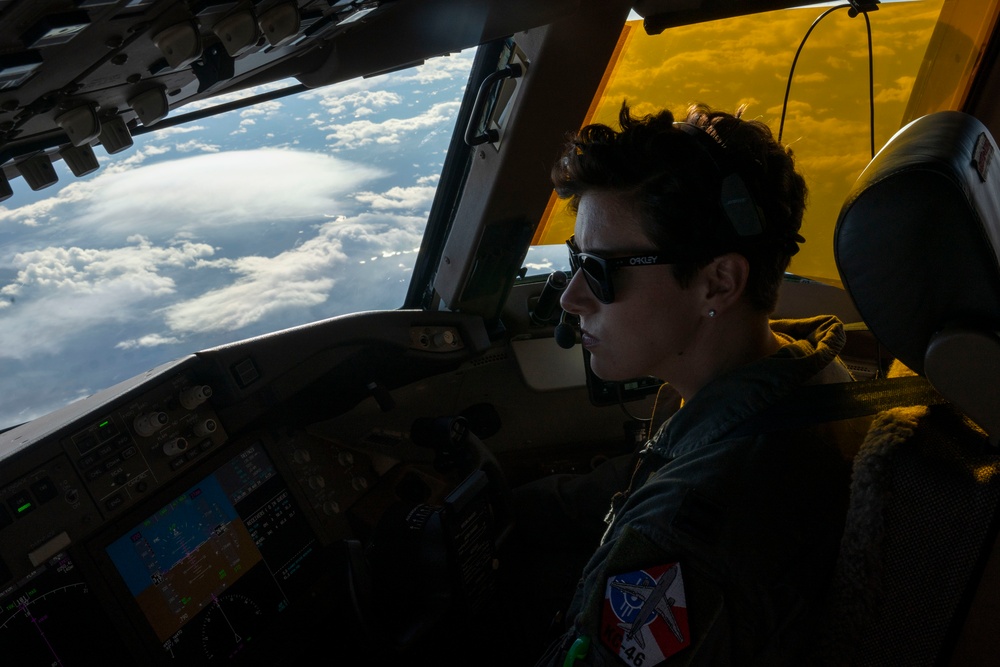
[
  {"xmin": 161, "ymin": 268, "xmax": 335, "ymax": 333},
  {"xmin": 103, "ymin": 144, "xmax": 173, "ymax": 175},
  {"xmin": 874, "ymin": 75, "xmax": 916, "ymax": 104},
  {"xmin": 160, "ymin": 210, "xmax": 425, "ymax": 334},
  {"xmin": 353, "ymin": 185, "xmax": 437, "ymax": 211},
  {"xmin": 0, "ymin": 237, "xmax": 213, "ymax": 358},
  {"xmin": 788, "ymin": 71, "xmax": 829, "ymax": 84},
  {"xmin": 849, "ymin": 44, "xmax": 897, "ymax": 60},
  {"xmin": 0, "ymin": 149, "xmax": 386, "ymax": 240},
  {"xmin": 397, "ymin": 52, "xmax": 475, "ymax": 85},
  {"xmin": 175, "ymin": 139, "xmax": 221, "ymax": 152},
  {"xmin": 317, "ymin": 89, "xmax": 403, "ymax": 117},
  {"xmin": 522, "ymin": 240, "xmax": 572, "ymax": 277},
  {"xmin": 322, "ymin": 101, "xmax": 461, "ymax": 149},
  {"xmin": 148, "ymin": 125, "xmax": 208, "ymax": 136},
  {"xmin": 240, "ymin": 100, "xmax": 283, "ymax": 118},
  {"xmin": 116, "ymin": 333, "xmax": 182, "ymax": 349},
  {"xmin": 0, "ymin": 185, "xmax": 429, "ymax": 353}
]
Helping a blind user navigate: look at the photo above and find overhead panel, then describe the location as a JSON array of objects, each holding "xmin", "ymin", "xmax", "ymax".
[{"xmin": 0, "ymin": 0, "xmax": 577, "ymax": 197}]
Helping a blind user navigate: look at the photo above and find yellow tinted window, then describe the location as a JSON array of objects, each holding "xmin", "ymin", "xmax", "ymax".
[{"xmin": 534, "ymin": 0, "xmax": 997, "ymax": 286}]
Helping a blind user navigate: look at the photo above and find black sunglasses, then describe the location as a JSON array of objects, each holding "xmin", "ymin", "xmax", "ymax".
[{"xmin": 566, "ymin": 235, "xmax": 674, "ymax": 303}]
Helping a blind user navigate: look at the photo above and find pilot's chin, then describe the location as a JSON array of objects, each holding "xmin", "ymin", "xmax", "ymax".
[{"xmin": 589, "ymin": 361, "xmax": 626, "ymax": 383}]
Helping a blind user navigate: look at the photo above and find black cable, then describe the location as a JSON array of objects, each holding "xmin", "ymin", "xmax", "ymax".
[
  {"xmin": 616, "ymin": 383, "xmax": 652, "ymax": 425},
  {"xmin": 778, "ymin": 2, "xmax": 878, "ymax": 151},
  {"xmin": 778, "ymin": 4, "xmax": 850, "ymax": 144},
  {"xmin": 778, "ymin": 1, "xmax": 880, "ymax": 372},
  {"xmin": 863, "ymin": 9, "xmax": 876, "ymax": 158}
]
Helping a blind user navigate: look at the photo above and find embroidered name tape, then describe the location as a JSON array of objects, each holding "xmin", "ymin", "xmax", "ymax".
[{"xmin": 600, "ymin": 562, "xmax": 690, "ymax": 666}]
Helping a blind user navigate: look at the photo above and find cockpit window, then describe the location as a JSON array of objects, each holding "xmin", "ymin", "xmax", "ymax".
[
  {"xmin": 0, "ymin": 52, "xmax": 474, "ymax": 430},
  {"xmin": 527, "ymin": 0, "xmax": 997, "ymax": 285}
]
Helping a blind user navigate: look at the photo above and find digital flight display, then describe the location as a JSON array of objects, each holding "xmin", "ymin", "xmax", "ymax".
[
  {"xmin": 105, "ymin": 442, "xmax": 321, "ymax": 663},
  {"xmin": 1, "ymin": 551, "xmax": 132, "ymax": 666}
]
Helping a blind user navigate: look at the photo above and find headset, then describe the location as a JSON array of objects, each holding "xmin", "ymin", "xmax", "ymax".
[{"xmin": 672, "ymin": 121, "xmax": 769, "ymax": 242}]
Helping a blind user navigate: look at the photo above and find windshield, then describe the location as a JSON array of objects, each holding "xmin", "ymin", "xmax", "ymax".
[
  {"xmin": 525, "ymin": 0, "xmax": 994, "ymax": 284},
  {"xmin": 0, "ymin": 51, "xmax": 475, "ymax": 430}
]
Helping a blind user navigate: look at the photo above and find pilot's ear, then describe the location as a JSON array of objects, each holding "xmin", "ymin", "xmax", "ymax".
[{"xmin": 702, "ymin": 252, "xmax": 748, "ymax": 310}]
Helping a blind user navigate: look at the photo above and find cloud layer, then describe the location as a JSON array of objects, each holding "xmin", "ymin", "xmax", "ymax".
[{"xmin": 0, "ymin": 49, "xmax": 475, "ymax": 427}]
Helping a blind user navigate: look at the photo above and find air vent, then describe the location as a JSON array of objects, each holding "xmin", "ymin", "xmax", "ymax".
[{"xmin": 470, "ymin": 350, "xmax": 509, "ymax": 367}]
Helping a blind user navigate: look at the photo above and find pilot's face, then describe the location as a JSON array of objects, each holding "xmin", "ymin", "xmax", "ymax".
[{"xmin": 560, "ymin": 190, "xmax": 706, "ymax": 387}]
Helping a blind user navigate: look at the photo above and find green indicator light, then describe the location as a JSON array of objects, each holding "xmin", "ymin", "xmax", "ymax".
[
  {"xmin": 17, "ymin": 502, "xmax": 32, "ymax": 513},
  {"xmin": 99, "ymin": 420, "xmax": 110, "ymax": 428}
]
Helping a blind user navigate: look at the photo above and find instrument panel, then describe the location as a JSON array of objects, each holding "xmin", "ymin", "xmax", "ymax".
[
  {"xmin": 2, "ymin": 439, "xmax": 329, "ymax": 665},
  {"xmin": 1, "ymin": 366, "xmax": 231, "ymax": 587},
  {"xmin": 0, "ymin": 316, "xmax": 504, "ymax": 665},
  {"xmin": 0, "ymin": 363, "xmax": 341, "ymax": 665}
]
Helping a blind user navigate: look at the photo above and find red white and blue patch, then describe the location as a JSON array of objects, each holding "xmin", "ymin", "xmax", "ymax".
[{"xmin": 600, "ymin": 562, "xmax": 690, "ymax": 666}]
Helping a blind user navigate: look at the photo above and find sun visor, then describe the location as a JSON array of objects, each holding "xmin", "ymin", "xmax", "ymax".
[{"xmin": 834, "ymin": 111, "xmax": 1000, "ymax": 375}]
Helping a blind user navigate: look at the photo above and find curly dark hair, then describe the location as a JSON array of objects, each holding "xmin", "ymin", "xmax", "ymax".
[{"xmin": 550, "ymin": 101, "xmax": 807, "ymax": 312}]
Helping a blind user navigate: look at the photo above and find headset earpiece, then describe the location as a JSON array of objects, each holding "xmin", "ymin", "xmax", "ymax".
[
  {"xmin": 674, "ymin": 122, "xmax": 767, "ymax": 240},
  {"xmin": 719, "ymin": 172, "xmax": 764, "ymax": 237}
]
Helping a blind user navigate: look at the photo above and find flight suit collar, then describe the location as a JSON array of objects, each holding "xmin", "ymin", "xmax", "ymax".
[{"xmin": 648, "ymin": 315, "xmax": 847, "ymax": 460}]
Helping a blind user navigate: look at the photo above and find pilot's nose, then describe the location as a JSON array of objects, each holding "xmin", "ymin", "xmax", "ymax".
[{"xmin": 560, "ymin": 269, "xmax": 595, "ymax": 316}]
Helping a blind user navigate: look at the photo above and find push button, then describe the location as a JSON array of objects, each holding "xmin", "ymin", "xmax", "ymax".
[
  {"xmin": 105, "ymin": 493, "xmax": 126, "ymax": 512},
  {"xmin": 78, "ymin": 452, "xmax": 100, "ymax": 469},
  {"xmin": 31, "ymin": 477, "xmax": 58, "ymax": 504},
  {"xmin": 6, "ymin": 491, "xmax": 34, "ymax": 518}
]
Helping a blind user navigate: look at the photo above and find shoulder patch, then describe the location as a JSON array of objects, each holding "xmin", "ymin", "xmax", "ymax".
[{"xmin": 600, "ymin": 562, "xmax": 690, "ymax": 666}]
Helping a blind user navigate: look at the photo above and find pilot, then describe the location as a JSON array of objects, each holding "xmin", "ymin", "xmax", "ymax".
[{"xmin": 528, "ymin": 102, "xmax": 865, "ymax": 666}]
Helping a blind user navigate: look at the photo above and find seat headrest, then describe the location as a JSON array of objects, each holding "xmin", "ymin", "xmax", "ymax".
[{"xmin": 835, "ymin": 110, "xmax": 1000, "ymax": 440}]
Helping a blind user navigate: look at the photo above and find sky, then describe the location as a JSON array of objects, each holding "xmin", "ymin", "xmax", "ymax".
[{"xmin": 0, "ymin": 49, "xmax": 476, "ymax": 429}]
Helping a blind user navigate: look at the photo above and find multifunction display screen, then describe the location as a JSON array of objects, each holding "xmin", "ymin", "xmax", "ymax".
[
  {"xmin": 105, "ymin": 442, "xmax": 320, "ymax": 662},
  {"xmin": 1, "ymin": 551, "xmax": 132, "ymax": 665}
]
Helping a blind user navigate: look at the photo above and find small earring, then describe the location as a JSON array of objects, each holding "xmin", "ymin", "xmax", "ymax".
[{"xmin": 708, "ymin": 309, "xmax": 717, "ymax": 318}]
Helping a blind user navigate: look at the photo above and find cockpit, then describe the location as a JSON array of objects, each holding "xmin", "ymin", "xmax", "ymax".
[{"xmin": 2, "ymin": 0, "xmax": 1000, "ymax": 665}]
